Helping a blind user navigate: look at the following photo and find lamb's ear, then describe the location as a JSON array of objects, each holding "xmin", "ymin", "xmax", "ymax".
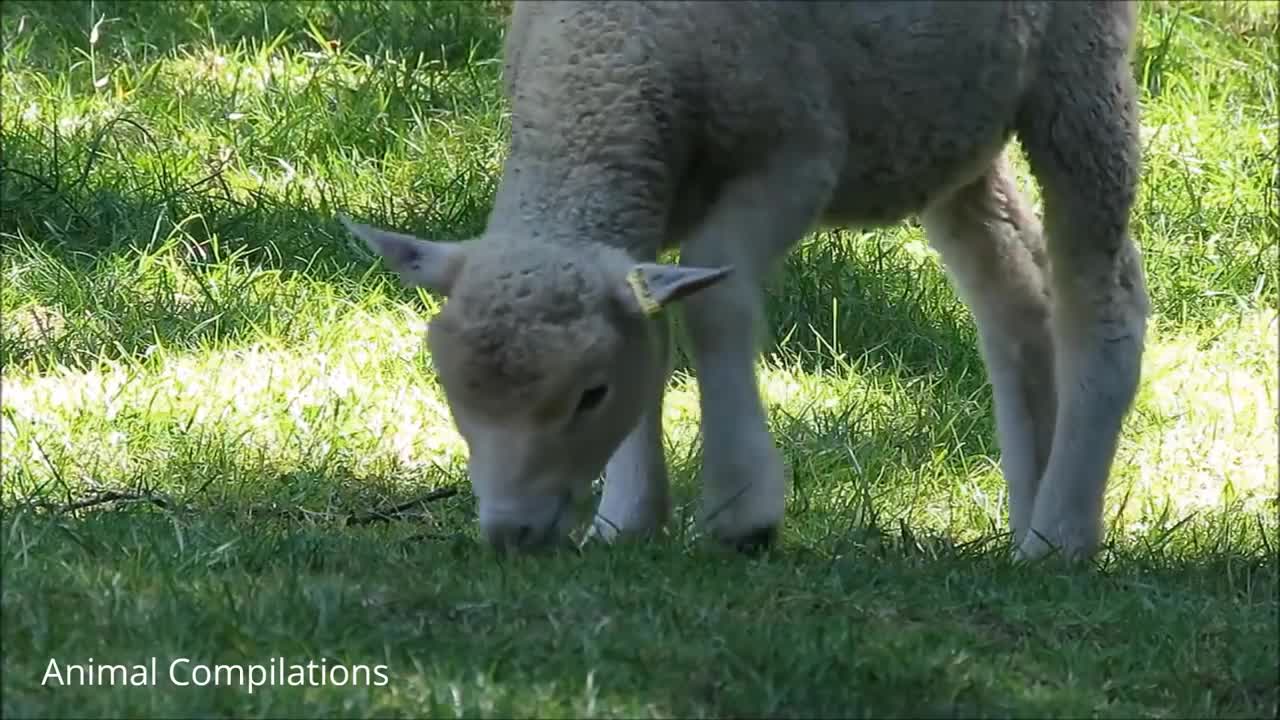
[
  {"xmin": 338, "ymin": 213, "xmax": 465, "ymax": 296},
  {"xmin": 617, "ymin": 262, "xmax": 733, "ymax": 317}
]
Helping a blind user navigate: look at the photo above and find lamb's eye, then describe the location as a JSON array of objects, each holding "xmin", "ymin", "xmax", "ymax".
[{"xmin": 575, "ymin": 385, "xmax": 609, "ymax": 414}]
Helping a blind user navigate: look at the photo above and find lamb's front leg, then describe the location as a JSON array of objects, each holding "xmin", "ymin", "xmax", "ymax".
[
  {"xmin": 682, "ymin": 275, "xmax": 785, "ymax": 551},
  {"xmin": 592, "ymin": 315, "xmax": 674, "ymax": 541},
  {"xmin": 679, "ymin": 150, "xmax": 839, "ymax": 551}
]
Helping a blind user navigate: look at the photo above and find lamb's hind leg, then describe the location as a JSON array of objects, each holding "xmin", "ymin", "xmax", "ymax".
[
  {"xmin": 1014, "ymin": 10, "xmax": 1150, "ymax": 561},
  {"xmin": 921, "ymin": 152, "xmax": 1057, "ymax": 547}
]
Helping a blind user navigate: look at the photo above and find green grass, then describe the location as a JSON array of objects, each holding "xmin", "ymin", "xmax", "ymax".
[{"xmin": 2, "ymin": 1, "xmax": 1277, "ymax": 717}]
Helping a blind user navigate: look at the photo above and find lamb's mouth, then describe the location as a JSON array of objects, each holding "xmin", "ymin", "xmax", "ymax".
[
  {"xmin": 497, "ymin": 491, "xmax": 579, "ymax": 553},
  {"xmin": 534, "ymin": 492, "xmax": 573, "ymax": 543}
]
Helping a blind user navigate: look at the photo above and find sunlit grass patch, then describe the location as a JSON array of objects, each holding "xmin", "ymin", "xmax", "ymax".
[
  {"xmin": 1121, "ymin": 308, "xmax": 1279, "ymax": 522},
  {"xmin": 1, "ymin": 291, "xmax": 461, "ymax": 509},
  {"xmin": 5, "ymin": 295, "xmax": 1273, "ymax": 555}
]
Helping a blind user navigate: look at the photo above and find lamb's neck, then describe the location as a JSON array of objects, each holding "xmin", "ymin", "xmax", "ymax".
[{"xmin": 485, "ymin": 150, "xmax": 674, "ymax": 261}]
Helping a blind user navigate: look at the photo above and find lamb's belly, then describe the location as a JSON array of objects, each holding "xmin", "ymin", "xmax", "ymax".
[{"xmin": 821, "ymin": 128, "xmax": 1011, "ymax": 229}]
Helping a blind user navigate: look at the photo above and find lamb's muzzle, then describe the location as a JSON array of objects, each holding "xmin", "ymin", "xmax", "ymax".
[{"xmin": 477, "ymin": 491, "xmax": 577, "ymax": 553}]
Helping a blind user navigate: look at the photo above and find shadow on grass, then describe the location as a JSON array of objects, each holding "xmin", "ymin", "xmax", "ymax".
[
  {"xmin": 0, "ymin": 116, "xmax": 493, "ymax": 370},
  {"xmin": 2, "ymin": 498, "xmax": 1274, "ymax": 718},
  {"xmin": 1, "ymin": 104, "xmax": 991, "ymax": 391}
]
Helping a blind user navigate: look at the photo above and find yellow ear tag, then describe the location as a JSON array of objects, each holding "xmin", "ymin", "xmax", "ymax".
[{"xmin": 625, "ymin": 268, "xmax": 662, "ymax": 317}]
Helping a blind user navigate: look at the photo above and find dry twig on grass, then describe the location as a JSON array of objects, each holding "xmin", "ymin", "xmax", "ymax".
[
  {"xmin": 345, "ymin": 486, "xmax": 460, "ymax": 526},
  {"xmin": 56, "ymin": 490, "xmax": 175, "ymax": 514}
]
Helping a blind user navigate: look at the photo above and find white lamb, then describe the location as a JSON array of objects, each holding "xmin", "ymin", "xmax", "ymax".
[{"xmin": 340, "ymin": 0, "xmax": 1150, "ymax": 562}]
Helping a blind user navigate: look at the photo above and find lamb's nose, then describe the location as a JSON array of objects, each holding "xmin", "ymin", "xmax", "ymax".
[{"xmin": 477, "ymin": 493, "xmax": 574, "ymax": 552}]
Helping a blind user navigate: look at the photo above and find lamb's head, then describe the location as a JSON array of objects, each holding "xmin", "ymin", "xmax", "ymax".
[{"xmin": 339, "ymin": 215, "xmax": 730, "ymax": 551}]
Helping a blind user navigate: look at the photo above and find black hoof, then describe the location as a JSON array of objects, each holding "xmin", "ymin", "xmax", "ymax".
[{"xmin": 727, "ymin": 525, "xmax": 778, "ymax": 556}]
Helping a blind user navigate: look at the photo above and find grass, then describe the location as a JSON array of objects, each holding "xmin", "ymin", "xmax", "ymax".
[{"xmin": 1, "ymin": 0, "xmax": 1277, "ymax": 717}]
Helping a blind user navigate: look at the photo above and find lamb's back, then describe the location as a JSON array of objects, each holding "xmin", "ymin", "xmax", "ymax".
[{"xmin": 496, "ymin": 2, "xmax": 1068, "ymax": 238}]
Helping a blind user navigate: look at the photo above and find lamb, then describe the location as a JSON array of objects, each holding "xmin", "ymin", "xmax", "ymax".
[{"xmin": 340, "ymin": 0, "xmax": 1150, "ymax": 562}]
